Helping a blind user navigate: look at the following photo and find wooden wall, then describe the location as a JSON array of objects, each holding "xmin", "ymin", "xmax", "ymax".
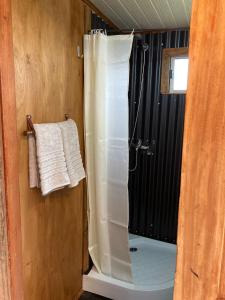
[
  {"xmin": 11, "ymin": 0, "xmax": 87, "ymax": 299},
  {"xmin": 174, "ymin": 1, "xmax": 225, "ymax": 299}
]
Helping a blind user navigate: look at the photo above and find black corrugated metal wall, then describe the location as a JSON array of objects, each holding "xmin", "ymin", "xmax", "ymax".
[
  {"xmin": 91, "ymin": 14, "xmax": 189, "ymax": 244},
  {"xmin": 129, "ymin": 31, "xmax": 189, "ymax": 244},
  {"xmin": 91, "ymin": 14, "xmax": 117, "ymax": 34}
]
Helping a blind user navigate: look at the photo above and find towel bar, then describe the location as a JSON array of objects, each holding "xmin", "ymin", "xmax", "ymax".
[{"xmin": 24, "ymin": 114, "xmax": 70, "ymax": 136}]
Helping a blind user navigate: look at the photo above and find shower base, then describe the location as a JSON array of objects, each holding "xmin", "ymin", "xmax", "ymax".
[{"xmin": 83, "ymin": 236, "xmax": 176, "ymax": 300}]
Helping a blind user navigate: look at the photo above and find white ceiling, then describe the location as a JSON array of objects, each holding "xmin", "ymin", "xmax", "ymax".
[{"xmin": 90, "ymin": 0, "xmax": 192, "ymax": 30}]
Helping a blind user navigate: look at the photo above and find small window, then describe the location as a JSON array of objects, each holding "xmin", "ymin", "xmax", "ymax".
[
  {"xmin": 170, "ymin": 57, "xmax": 189, "ymax": 93},
  {"xmin": 161, "ymin": 48, "xmax": 189, "ymax": 94}
]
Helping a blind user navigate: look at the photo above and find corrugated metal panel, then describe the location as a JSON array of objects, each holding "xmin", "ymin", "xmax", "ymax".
[
  {"xmin": 91, "ymin": 13, "xmax": 116, "ymax": 34},
  {"xmin": 129, "ymin": 31, "xmax": 189, "ymax": 244},
  {"xmin": 91, "ymin": 13, "xmax": 111, "ymax": 31},
  {"xmin": 89, "ymin": 0, "xmax": 191, "ymax": 30}
]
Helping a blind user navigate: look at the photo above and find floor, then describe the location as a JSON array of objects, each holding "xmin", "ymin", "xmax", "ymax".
[
  {"xmin": 80, "ymin": 292, "xmax": 110, "ymax": 299},
  {"xmin": 129, "ymin": 236, "xmax": 176, "ymax": 287}
]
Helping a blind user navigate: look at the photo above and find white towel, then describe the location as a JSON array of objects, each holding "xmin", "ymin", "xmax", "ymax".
[
  {"xmin": 33, "ymin": 123, "xmax": 70, "ymax": 196},
  {"xmin": 28, "ymin": 134, "xmax": 40, "ymax": 188},
  {"xmin": 58, "ymin": 119, "xmax": 85, "ymax": 187}
]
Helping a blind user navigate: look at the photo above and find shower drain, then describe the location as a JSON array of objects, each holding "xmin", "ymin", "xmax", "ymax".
[{"xmin": 130, "ymin": 247, "xmax": 138, "ymax": 252}]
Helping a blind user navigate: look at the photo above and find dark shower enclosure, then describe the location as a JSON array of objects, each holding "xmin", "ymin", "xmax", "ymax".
[{"xmin": 128, "ymin": 30, "xmax": 189, "ymax": 244}]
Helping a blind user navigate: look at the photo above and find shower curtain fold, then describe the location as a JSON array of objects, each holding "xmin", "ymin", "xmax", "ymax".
[{"xmin": 84, "ymin": 32, "xmax": 133, "ymax": 283}]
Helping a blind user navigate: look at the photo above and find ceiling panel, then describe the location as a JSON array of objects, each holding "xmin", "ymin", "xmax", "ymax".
[
  {"xmin": 89, "ymin": 0, "xmax": 192, "ymax": 30},
  {"xmin": 132, "ymin": 0, "xmax": 165, "ymax": 29},
  {"xmin": 103, "ymin": 0, "xmax": 140, "ymax": 28},
  {"xmin": 167, "ymin": 0, "xmax": 189, "ymax": 26}
]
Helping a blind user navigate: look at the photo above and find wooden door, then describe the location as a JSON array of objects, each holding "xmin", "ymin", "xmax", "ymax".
[{"xmin": 174, "ymin": 1, "xmax": 225, "ymax": 299}]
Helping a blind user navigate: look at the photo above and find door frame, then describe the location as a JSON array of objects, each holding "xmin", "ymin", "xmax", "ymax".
[
  {"xmin": 174, "ymin": 0, "xmax": 225, "ymax": 299},
  {"xmin": 0, "ymin": 0, "xmax": 23, "ymax": 299}
]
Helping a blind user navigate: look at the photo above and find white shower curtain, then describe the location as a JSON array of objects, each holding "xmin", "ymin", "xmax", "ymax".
[{"xmin": 84, "ymin": 31, "xmax": 133, "ymax": 283}]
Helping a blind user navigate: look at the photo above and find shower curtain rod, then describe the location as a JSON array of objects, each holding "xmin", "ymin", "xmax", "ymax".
[
  {"xmin": 88, "ymin": 27, "xmax": 189, "ymax": 36},
  {"xmin": 121, "ymin": 27, "xmax": 189, "ymax": 34},
  {"xmin": 24, "ymin": 114, "xmax": 70, "ymax": 136}
]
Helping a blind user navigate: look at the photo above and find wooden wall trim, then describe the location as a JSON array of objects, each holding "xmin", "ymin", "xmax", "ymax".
[
  {"xmin": 174, "ymin": 0, "xmax": 225, "ymax": 299},
  {"xmin": 82, "ymin": 4, "xmax": 91, "ymax": 275},
  {"xmin": 0, "ymin": 0, "xmax": 24, "ymax": 299},
  {"xmin": 0, "ymin": 85, "xmax": 11, "ymax": 300},
  {"xmin": 122, "ymin": 28, "xmax": 190, "ymax": 34},
  {"xmin": 84, "ymin": 4, "xmax": 92, "ymax": 35}
]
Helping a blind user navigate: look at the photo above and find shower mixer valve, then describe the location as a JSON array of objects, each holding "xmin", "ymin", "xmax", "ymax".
[
  {"xmin": 130, "ymin": 139, "xmax": 155, "ymax": 156},
  {"xmin": 136, "ymin": 139, "xmax": 142, "ymax": 150}
]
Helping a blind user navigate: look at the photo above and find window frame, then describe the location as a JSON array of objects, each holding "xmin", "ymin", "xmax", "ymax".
[{"xmin": 161, "ymin": 47, "xmax": 189, "ymax": 95}]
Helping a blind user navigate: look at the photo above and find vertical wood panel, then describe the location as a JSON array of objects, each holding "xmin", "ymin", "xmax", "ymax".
[
  {"xmin": 11, "ymin": 0, "xmax": 86, "ymax": 299},
  {"xmin": 0, "ymin": 101, "xmax": 11, "ymax": 300},
  {"xmin": 83, "ymin": 5, "xmax": 91, "ymax": 275},
  {"xmin": 0, "ymin": 0, "xmax": 24, "ymax": 299},
  {"xmin": 174, "ymin": 1, "xmax": 225, "ymax": 299}
]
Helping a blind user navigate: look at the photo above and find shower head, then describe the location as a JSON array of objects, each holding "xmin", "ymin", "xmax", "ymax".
[{"xmin": 142, "ymin": 43, "xmax": 149, "ymax": 52}]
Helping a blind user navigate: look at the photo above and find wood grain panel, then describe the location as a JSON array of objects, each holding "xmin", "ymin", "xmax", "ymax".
[
  {"xmin": 0, "ymin": 0, "xmax": 24, "ymax": 299},
  {"xmin": 174, "ymin": 1, "xmax": 225, "ymax": 299},
  {"xmin": 82, "ymin": 4, "xmax": 91, "ymax": 275},
  {"xmin": 11, "ymin": 0, "xmax": 86, "ymax": 299},
  {"xmin": 0, "ymin": 99, "xmax": 11, "ymax": 300}
]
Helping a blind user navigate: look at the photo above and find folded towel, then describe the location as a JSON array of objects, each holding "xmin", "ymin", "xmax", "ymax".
[
  {"xmin": 58, "ymin": 119, "xmax": 85, "ymax": 187},
  {"xmin": 33, "ymin": 123, "xmax": 70, "ymax": 196},
  {"xmin": 28, "ymin": 134, "xmax": 40, "ymax": 188}
]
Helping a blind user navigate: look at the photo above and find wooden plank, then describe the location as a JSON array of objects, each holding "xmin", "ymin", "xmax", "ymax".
[
  {"xmin": 219, "ymin": 244, "xmax": 225, "ymax": 298},
  {"xmin": 0, "ymin": 87, "xmax": 11, "ymax": 300},
  {"xmin": 84, "ymin": 4, "xmax": 92, "ymax": 34},
  {"xmin": 122, "ymin": 28, "xmax": 189, "ymax": 34},
  {"xmin": 82, "ymin": 4, "xmax": 91, "ymax": 275},
  {"xmin": 0, "ymin": 0, "xmax": 24, "ymax": 299},
  {"xmin": 11, "ymin": 0, "xmax": 86, "ymax": 299},
  {"xmin": 174, "ymin": 1, "xmax": 225, "ymax": 299}
]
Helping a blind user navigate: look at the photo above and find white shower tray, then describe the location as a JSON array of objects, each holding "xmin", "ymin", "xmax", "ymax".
[{"xmin": 83, "ymin": 236, "xmax": 176, "ymax": 300}]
